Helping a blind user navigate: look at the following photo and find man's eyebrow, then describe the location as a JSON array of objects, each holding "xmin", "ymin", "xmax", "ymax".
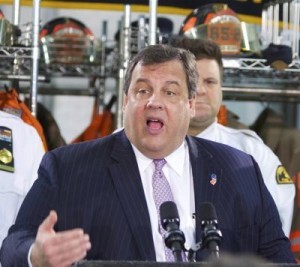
[
  {"xmin": 135, "ymin": 78, "xmax": 150, "ymax": 84},
  {"xmin": 165, "ymin": 80, "xmax": 180, "ymax": 86},
  {"xmin": 134, "ymin": 79, "xmax": 181, "ymax": 87}
]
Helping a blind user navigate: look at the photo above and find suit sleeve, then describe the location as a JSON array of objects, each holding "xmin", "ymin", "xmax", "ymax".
[{"xmin": 252, "ymin": 156, "xmax": 296, "ymax": 263}]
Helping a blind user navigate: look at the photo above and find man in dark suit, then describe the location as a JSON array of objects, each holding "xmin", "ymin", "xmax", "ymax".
[{"xmin": 0, "ymin": 44, "xmax": 296, "ymax": 266}]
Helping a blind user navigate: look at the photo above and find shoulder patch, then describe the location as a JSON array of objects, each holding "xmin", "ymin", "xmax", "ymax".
[
  {"xmin": 276, "ymin": 165, "xmax": 293, "ymax": 184},
  {"xmin": 0, "ymin": 126, "xmax": 14, "ymax": 173}
]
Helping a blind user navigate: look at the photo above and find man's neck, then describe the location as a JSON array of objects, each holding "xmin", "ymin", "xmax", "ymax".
[
  {"xmin": 188, "ymin": 124, "xmax": 210, "ymax": 136},
  {"xmin": 188, "ymin": 117, "xmax": 218, "ymax": 136},
  {"xmin": 188, "ymin": 120, "xmax": 217, "ymax": 136}
]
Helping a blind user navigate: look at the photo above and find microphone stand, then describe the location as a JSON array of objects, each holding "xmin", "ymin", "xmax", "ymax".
[
  {"xmin": 187, "ymin": 226, "xmax": 222, "ymax": 262},
  {"xmin": 187, "ymin": 240, "xmax": 204, "ymax": 262},
  {"xmin": 202, "ymin": 221, "xmax": 222, "ymax": 259},
  {"xmin": 164, "ymin": 228, "xmax": 186, "ymax": 262}
]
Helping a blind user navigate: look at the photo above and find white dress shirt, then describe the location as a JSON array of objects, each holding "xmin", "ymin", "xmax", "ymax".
[{"xmin": 132, "ymin": 141, "xmax": 196, "ymax": 261}]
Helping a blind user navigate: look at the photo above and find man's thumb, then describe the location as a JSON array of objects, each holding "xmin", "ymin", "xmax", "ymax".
[{"xmin": 39, "ymin": 210, "xmax": 57, "ymax": 232}]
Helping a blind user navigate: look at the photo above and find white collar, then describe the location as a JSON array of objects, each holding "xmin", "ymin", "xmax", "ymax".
[{"xmin": 131, "ymin": 141, "xmax": 187, "ymax": 176}]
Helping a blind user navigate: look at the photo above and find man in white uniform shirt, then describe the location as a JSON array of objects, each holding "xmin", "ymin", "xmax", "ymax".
[
  {"xmin": 0, "ymin": 110, "xmax": 45, "ymax": 247},
  {"xmin": 172, "ymin": 37, "xmax": 295, "ymax": 237}
]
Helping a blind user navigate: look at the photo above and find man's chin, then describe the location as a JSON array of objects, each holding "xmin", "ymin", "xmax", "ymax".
[
  {"xmin": 191, "ymin": 114, "xmax": 212, "ymax": 123},
  {"xmin": 190, "ymin": 117, "xmax": 214, "ymax": 128}
]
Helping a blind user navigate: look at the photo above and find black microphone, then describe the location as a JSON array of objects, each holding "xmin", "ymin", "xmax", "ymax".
[
  {"xmin": 160, "ymin": 201, "xmax": 186, "ymax": 262},
  {"xmin": 198, "ymin": 202, "xmax": 222, "ymax": 258}
]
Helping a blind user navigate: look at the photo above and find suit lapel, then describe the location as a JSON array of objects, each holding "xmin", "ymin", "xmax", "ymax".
[
  {"xmin": 186, "ymin": 136, "xmax": 223, "ymax": 259},
  {"xmin": 108, "ymin": 131, "xmax": 156, "ymax": 260}
]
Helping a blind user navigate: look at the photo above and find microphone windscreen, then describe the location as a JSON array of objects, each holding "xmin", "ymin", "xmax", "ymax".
[
  {"xmin": 160, "ymin": 201, "xmax": 179, "ymax": 223},
  {"xmin": 199, "ymin": 202, "xmax": 217, "ymax": 221}
]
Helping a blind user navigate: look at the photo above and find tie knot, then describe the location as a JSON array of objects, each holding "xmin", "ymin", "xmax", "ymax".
[{"xmin": 153, "ymin": 159, "xmax": 167, "ymax": 171}]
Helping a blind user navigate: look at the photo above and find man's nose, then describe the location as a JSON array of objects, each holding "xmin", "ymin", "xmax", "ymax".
[
  {"xmin": 147, "ymin": 92, "xmax": 164, "ymax": 109},
  {"xmin": 197, "ymin": 82, "xmax": 207, "ymax": 95}
]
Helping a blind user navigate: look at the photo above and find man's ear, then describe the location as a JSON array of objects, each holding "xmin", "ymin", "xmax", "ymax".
[
  {"xmin": 189, "ymin": 96, "xmax": 196, "ymax": 118},
  {"xmin": 122, "ymin": 94, "xmax": 128, "ymax": 112}
]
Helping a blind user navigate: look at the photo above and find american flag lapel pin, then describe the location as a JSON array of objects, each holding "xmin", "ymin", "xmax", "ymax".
[{"xmin": 210, "ymin": 173, "xmax": 217, "ymax": 186}]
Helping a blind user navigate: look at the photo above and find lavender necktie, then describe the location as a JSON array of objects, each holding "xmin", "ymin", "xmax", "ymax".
[{"xmin": 152, "ymin": 159, "xmax": 175, "ymax": 261}]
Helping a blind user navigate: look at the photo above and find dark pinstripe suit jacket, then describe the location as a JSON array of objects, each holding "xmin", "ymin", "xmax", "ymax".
[{"xmin": 0, "ymin": 130, "xmax": 296, "ymax": 266}]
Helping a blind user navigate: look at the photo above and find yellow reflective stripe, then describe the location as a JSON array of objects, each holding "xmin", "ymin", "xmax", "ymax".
[{"xmin": 0, "ymin": 0, "xmax": 262, "ymax": 24}]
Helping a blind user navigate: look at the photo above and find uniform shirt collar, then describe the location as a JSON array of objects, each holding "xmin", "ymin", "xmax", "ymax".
[{"xmin": 197, "ymin": 120, "xmax": 218, "ymax": 140}]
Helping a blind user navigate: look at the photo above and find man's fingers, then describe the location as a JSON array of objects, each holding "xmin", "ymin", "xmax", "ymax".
[
  {"xmin": 39, "ymin": 210, "xmax": 58, "ymax": 233},
  {"xmin": 31, "ymin": 211, "xmax": 92, "ymax": 267},
  {"xmin": 47, "ymin": 229, "xmax": 88, "ymax": 246},
  {"xmin": 39, "ymin": 230, "xmax": 91, "ymax": 267},
  {"xmin": 48, "ymin": 233, "xmax": 91, "ymax": 266}
]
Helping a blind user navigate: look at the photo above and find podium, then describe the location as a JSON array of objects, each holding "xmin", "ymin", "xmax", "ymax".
[{"xmin": 74, "ymin": 261, "xmax": 300, "ymax": 267}]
